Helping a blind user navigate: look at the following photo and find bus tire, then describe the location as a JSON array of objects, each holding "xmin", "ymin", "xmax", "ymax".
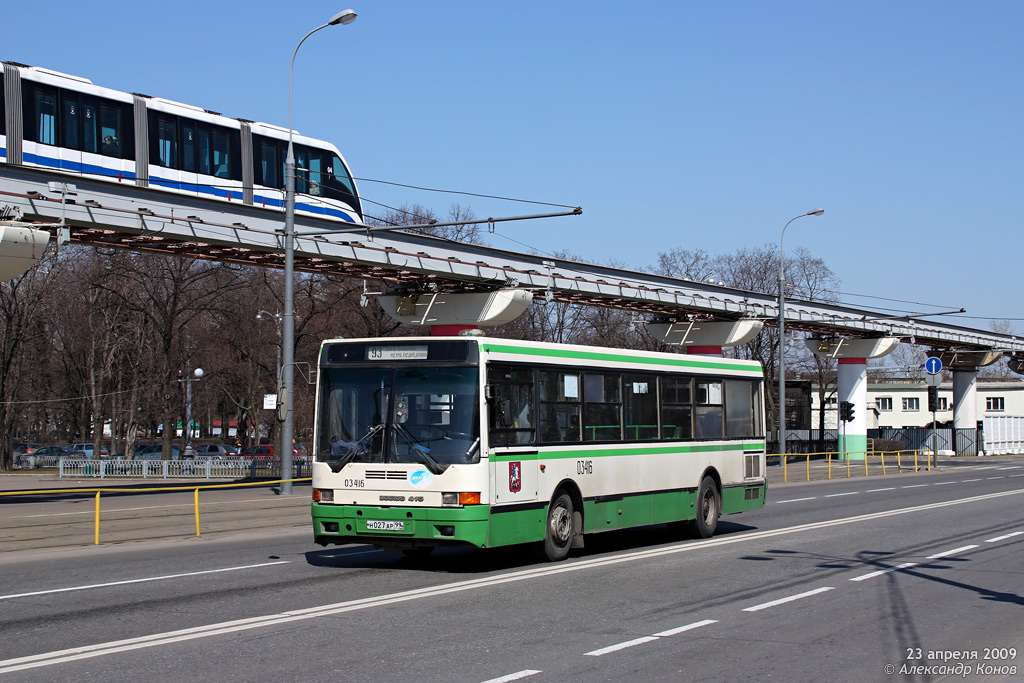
[
  {"xmin": 542, "ymin": 492, "xmax": 575, "ymax": 561},
  {"xmin": 693, "ymin": 476, "xmax": 721, "ymax": 538}
]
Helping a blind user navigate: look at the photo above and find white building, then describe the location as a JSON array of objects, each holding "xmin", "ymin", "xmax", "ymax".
[{"xmin": 809, "ymin": 378, "xmax": 1024, "ymax": 430}]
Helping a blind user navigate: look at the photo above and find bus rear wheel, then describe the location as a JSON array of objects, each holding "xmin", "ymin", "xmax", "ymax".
[
  {"xmin": 693, "ymin": 476, "xmax": 721, "ymax": 538},
  {"xmin": 542, "ymin": 493, "xmax": 575, "ymax": 561}
]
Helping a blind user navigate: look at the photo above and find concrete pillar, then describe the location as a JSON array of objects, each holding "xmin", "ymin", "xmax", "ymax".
[
  {"xmin": 952, "ymin": 369, "xmax": 978, "ymax": 430},
  {"xmin": 0, "ymin": 222, "xmax": 50, "ymax": 280},
  {"xmin": 807, "ymin": 336, "xmax": 900, "ymax": 461},
  {"xmin": 837, "ymin": 359, "xmax": 868, "ymax": 460}
]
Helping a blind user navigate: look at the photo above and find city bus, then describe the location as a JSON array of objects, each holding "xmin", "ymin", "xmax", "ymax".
[{"xmin": 311, "ymin": 335, "xmax": 767, "ymax": 561}]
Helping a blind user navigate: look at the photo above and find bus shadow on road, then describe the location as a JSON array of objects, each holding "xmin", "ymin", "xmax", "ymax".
[{"xmin": 303, "ymin": 520, "xmax": 759, "ymax": 574}]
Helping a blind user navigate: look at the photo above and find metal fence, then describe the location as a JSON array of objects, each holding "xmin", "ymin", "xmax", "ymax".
[
  {"xmin": 770, "ymin": 427, "xmax": 981, "ymax": 457},
  {"xmin": 57, "ymin": 458, "xmax": 311, "ymax": 479}
]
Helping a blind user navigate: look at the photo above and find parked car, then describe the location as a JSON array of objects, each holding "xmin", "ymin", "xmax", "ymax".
[
  {"xmin": 15, "ymin": 444, "xmax": 66, "ymax": 467},
  {"xmin": 130, "ymin": 444, "xmax": 181, "ymax": 460},
  {"xmin": 69, "ymin": 443, "xmax": 110, "ymax": 459},
  {"xmin": 236, "ymin": 444, "xmax": 307, "ymax": 459},
  {"xmin": 190, "ymin": 444, "xmax": 236, "ymax": 459}
]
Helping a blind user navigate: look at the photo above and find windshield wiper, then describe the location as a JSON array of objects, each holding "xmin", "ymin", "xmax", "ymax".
[
  {"xmin": 394, "ymin": 424, "xmax": 449, "ymax": 475},
  {"xmin": 327, "ymin": 423, "xmax": 384, "ymax": 473}
]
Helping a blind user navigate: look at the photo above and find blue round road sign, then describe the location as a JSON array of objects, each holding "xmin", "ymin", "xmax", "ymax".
[{"xmin": 925, "ymin": 357, "xmax": 942, "ymax": 374}]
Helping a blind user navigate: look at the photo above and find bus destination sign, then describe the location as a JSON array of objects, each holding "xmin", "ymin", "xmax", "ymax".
[{"xmin": 366, "ymin": 345, "xmax": 429, "ymax": 361}]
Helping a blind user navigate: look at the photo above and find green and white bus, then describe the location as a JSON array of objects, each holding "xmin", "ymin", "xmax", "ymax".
[{"xmin": 311, "ymin": 336, "xmax": 766, "ymax": 561}]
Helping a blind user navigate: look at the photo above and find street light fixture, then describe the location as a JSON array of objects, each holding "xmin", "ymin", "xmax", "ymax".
[
  {"xmin": 778, "ymin": 208, "xmax": 824, "ymax": 462},
  {"xmin": 184, "ymin": 367, "xmax": 204, "ymax": 458},
  {"xmin": 282, "ymin": 9, "xmax": 357, "ymax": 495}
]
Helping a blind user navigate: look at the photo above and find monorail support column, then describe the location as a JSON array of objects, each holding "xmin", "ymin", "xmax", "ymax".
[
  {"xmin": 645, "ymin": 319, "xmax": 764, "ymax": 357},
  {"xmin": 378, "ymin": 288, "xmax": 534, "ymax": 334},
  {"xmin": 0, "ymin": 222, "xmax": 50, "ymax": 281},
  {"xmin": 931, "ymin": 350, "xmax": 1000, "ymax": 456},
  {"xmin": 808, "ymin": 337, "xmax": 900, "ymax": 461}
]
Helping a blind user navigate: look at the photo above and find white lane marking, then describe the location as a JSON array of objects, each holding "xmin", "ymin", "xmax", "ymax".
[
  {"xmin": 585, "ymin": 636, "xmax": 660, "ymax": 657},
  {"xmin": 933, "ymin": 481, "xmax": 956, "ymax": 486},
  {"xmin": 0, "ymin": 561, "xmax": 291, "ymax": 601},
  {"xmin": 972, "ymin": 466, "xmax": 999, "ymax": 470},
  {"xmin": 985, "ymin": 531, "xmax": 1023, "ymax": 543},
  {"xmin": 866, "ymin": 487, "xmax": 896, "ymax": 493},
  {"xmin": 901, "ymin": 484, "xmax": 928, "ymax": 489},
  {"xmin": 653, "ymin": 619, "xmax": 718, "ymax": 637},
  {"xmin": 927, "ymin": 545, "xmax": 979, "ymax": 560},
  {"xmin": 4, "ymin": 487, "xmax": 1021, "ymax": 675},
  {"xmin": 481, "ymin": 670, "xmax": 542, "ymax": 683},
  {"xmin": 775, "ymin": 497, "xmax": 816, "ymax": 504},
  {"xmin": 996, "ymin": 466, "xmax": 1022, "ymax": 470},
  {"xmin": 1011, "ymin": 474, "xmax": 1024, "ymax": 478},
  {"xmin": 987, "ymin": 477, "xmax": 1006, "ymax": 480},
  {"xmin": 742, "ymin": 587, "xmax": 834, "ymax": 612},
  {"xmin": 849, "ymin": 562, "xmax": 918, "ymax": 582},
  {"xmin": 825, "ymin": 492, "xmax": 859, "ymax": 498},
  {"xmin": 962, "ymin": 479, "xmax": 982, "ymax": 483}
]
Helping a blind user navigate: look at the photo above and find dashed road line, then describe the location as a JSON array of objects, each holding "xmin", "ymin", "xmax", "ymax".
[
  {"xmin": 985, "ymin": 531, "xmax": 1023, "ymax": 543},
  {"xmin": 849, "ymin": 562, "xmax": 918, "ymax": 582},
  {"xmin": 652, "ymin": 619, "xmax": 718, "ymax": 637},
  {"xmin": 742, "ymin": 587, "xmax": 834, "ymax": 612},
  {"xmin": 866, "ymin": 487, "xmax": 897, "ymax": 492},
  {"xmin": 825, "ymin": 492, "xmax": 859, "ymax": 498},
  {"xmin": 927, "ymin": 545, "xmax": 978, "ymax": 560},
  {"xmin": 775, "ymin": 497, "xmax": 816, "ymax": 504},
  {"xmin": 901, "ymin": 484, "xmax": 928, "ymax": 489},
  {"xmin": 481, "ymin": 670, "xmax": 542, "ymax": 683},
  {"xmin": 585, "ymin": 636, "xmax": 660, "ymax": 657},
  {"xmin": 962, "ymin": 478, "xmax": 982, "ymax": 482}
]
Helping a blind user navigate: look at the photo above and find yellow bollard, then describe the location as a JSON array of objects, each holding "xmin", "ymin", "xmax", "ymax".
[
  {"xmin": 94, "ymin": 491, "xmax": 100, "ymax": 545},
  {"xmin": 195, "ymin": 488, "xmax": 201, "ymax": 537},
  {"xmin": 828, "ymin": 451, "xmax": 832, "ymax": 479},
  {"xmin": 783, "ymin": 454, "xmax": 788, "ymax": 482},
  {"xmin": 881, "ymin": 451, "xmax": 886, "ymax": 475},
  {"xmin": 914, "ymin": 450, "xmax": 919, "ymax": 472},
  {"xmin": 846, "ymin": 453, "xmax": 851, "ymax": 478},
  {"xmin": 864, "ymin": 452, "xmax": 869, "ymax": 477}
]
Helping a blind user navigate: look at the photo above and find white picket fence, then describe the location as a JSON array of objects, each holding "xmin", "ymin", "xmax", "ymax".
[{"xmin": 56, "ymin": 458, "xmax": 310, "ymax": 479}]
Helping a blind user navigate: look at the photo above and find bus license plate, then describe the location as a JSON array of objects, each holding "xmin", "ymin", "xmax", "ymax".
[{"xmin": 367, "ymin": 520, "xmax": 404, "ymax": 531}]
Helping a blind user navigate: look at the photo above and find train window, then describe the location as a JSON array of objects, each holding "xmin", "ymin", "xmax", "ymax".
[
  {"xmin": 82, "ymin": 103, "xmax": 99, "ymax": 154},
  {"xmin": 198, "ymin": 129, "xmax": 212, "ymax": 175},
  {"xmin": 212, "ymin": 130, "xmax": 230, "ymax": 178},
  {"xmin": 295, "ymin": 148, "xmax": 309, "ymax": 193},
  {"xmin": 328, "ymin": 153, "xmax": 356, "ymax": 196},
  {"xmin": 182, "ymin": 122, "xmax": 197, "ymax": 173},
  {"xmin": 157, "ymin": 117, "xmax": 176, "ymax": 167},
  {"xmin": 100, "ymin": 105, "xmax": 120, "ymax": 157},
  {"xmin": 0, "ymin": 79, "xmax": 4, "ymax": 136},
  {"xmin": 309, "ymin": 155, "xmax": 322, "ymax": 196},
  {"xmin": 62, "ymin": 95, "xmax": 80, "ymax": 151},
  {"xmin": 34, "ymin": 90, "xmax": 57, "ymax": 145},
  {"xmin": 259, "ymin": 140, "xmax": 278, "ymax": 188}
]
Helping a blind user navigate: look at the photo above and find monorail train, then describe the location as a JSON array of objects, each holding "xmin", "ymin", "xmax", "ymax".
[{"xmin": 0, "ymin": 62, "xmax": 362, "ymax": 223}]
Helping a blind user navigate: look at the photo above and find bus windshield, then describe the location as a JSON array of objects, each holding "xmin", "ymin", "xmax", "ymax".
[{"xmin": 318, "ymin": 366, "xmax": 480, "ymax": 472}]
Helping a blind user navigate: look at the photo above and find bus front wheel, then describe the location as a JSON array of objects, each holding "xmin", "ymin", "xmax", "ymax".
[
  {"xmin": 542, "ymin": 493, "xmax": 575, "ymax": 561},
  {"xmin": 693, "ymin": 476, "xmax": 721, "ymax": 538}
]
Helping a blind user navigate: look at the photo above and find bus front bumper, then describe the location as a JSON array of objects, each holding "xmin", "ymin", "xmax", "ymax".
[{"xmin": 312, "ymin": 502, "xmax": 490, "ymax": 549}]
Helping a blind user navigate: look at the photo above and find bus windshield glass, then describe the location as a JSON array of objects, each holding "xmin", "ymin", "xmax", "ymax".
[{"xmin": 318, "ymin": 366, "xmax": 480, "ymax": 471}]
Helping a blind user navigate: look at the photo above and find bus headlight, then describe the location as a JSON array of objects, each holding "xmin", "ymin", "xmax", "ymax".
[
  {"xmin": 442, "ymin": 492, "xmax": 458, "ymax": 506},
  {"xmin": 314, "ymin": 489, "xmax": 334, "ymax": 502}
]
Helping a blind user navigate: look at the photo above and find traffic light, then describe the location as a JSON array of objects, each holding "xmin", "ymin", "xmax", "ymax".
[
  {"xmin": 928, "ymin": 386, "xmax": 938, "ymax": 412},
  {"xmin": 839, "ymin": 400, "xmax": 855, "ymax": 422}
]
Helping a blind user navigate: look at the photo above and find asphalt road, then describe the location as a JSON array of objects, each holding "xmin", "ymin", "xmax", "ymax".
[{"xmin": 1, "ymin": 458, "xmax": 1022, "ymax": 683}]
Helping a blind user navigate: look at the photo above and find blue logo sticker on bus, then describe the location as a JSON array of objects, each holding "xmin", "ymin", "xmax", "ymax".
[{"xmin": 409, "ymin": 469, "xmax": 433, "ymax": 489}]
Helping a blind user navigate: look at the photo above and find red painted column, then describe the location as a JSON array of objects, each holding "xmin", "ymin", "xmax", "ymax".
[{"xmin": 430, "ymin": 324, "xmax": 477, "ymax": 336}]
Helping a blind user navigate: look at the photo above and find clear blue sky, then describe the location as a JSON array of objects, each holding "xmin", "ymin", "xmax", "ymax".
[{"xmin": 5, "ymin": 1, "xmax": 1022, "ymax": 327}]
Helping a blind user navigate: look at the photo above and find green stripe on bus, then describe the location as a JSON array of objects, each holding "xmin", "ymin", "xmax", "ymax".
[
  {"xmin": 490, "ymin": 442, "xmax": 763, "ymax": 461},
  {"xmin": 478, "ymin": 342, "xmax": 760, "ymax": 375}
]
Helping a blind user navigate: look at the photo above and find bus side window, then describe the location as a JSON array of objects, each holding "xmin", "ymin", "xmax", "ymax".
[{"xmin": 487, "ymin": 365, "xmax": 535, "ymax": 446}]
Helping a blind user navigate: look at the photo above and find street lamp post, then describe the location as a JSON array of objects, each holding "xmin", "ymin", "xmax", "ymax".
[
  {"xmin": 282, "ymin": 9, "xmax": 357, "ymax": 494},
  {"xmin": 778, "ymin": 208, "xmax": 824, "ymax": 462},
  {"xmin": 184, "ymin": 367, "xmax": 204, "ymax": 457},
  {"xmin": 256, "ymin": 310, "xmax": 282, "ymax": 382}
]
